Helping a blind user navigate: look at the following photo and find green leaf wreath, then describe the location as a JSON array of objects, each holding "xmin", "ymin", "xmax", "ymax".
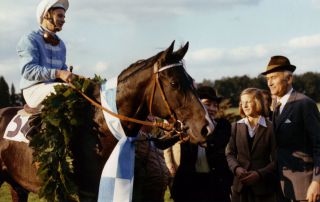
[{"xmin": 29, "ymin": 76, "xmax": 104, "ymax": 201}]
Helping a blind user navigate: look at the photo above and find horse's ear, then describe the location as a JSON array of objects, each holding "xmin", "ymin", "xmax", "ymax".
[
  {"xmin": 167, "ymin": 40, "xmax": 175, "ymax": 54},
  {"xmin": 159, "ymin": 41, "xmax": 175, "ymax": 61},
  {"xmin": 174, "ymin": 42, "xmax": 189, "ymax": 60}
]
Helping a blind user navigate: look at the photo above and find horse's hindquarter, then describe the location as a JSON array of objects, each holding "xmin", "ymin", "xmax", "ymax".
[
  {"xmin": 2, "ymin": 141, "xmax": 41, "ymax": 192},
  {"xmin": 0, "ymin": 107, "xmax": 22, "ymax": 138},
  {"xmin": 0, "ymin": 107, "xmax": 41, "ymax": 193}
]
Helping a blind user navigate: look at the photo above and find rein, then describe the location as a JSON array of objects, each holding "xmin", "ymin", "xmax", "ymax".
[{"xmin": 68, "ymin": 61, "xmax": 185, "ymax": 134}]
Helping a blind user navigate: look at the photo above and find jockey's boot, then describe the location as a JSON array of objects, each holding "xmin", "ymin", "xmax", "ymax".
[{"xmin": 21, "ymin": 113, "xmax": 41, "ymax": 140}]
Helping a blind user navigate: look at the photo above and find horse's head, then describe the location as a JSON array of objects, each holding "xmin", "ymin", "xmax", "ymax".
[{"xmin": 117, "ymin": 41, "xmax": 214, "ymax": 144}]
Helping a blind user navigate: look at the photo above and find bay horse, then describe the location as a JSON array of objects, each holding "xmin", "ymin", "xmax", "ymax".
[{"xmin": 0, "ymin": 42, "xmax": 214, "ymax": 201}]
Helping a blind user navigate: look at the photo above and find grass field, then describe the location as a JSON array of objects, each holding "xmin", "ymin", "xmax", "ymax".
[{"xmin": 0, "ymin": 182, "xmax": 44, "ymax": 202}]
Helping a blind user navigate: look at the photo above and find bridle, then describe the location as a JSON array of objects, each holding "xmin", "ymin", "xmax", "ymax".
[
  {"xmin": 68, "ymin": 60, "xmax": 188, "ymax": 138},
  {"xmin": 148, "ymin": 61, "xmax": 186, "ymax": 135}
]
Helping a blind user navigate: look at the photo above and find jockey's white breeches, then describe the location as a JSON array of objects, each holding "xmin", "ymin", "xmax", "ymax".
[{"xmin": 22, "ymin": 82, "xmax": 66, "ymax": 108}]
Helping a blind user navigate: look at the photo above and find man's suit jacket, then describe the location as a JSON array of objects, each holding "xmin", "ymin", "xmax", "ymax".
[
  {"xmin": 273, "ymin": 90, "xmax": 320, "ymax": 200},
  {"xmin": 226, "ymin": 119, "xmax": 276, "ymax": 195}
]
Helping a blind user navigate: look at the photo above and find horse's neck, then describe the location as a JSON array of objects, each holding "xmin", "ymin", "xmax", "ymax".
[{"xmin": 116, "ymin": 68, "xmax": 153, "ymax": 134}]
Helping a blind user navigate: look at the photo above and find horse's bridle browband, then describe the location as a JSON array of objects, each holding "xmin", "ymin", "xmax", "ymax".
[{"xmin": 68, "ymin": 61, "xmax": 186, "ymax": 135}]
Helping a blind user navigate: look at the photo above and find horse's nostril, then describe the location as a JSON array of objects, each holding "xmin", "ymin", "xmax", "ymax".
[{"xmin": 201, "ymin": 125, "xmax": 209, "ymax": 137}]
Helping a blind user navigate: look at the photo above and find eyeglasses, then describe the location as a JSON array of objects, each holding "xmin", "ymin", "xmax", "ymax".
[{"xmin": 43, "ymin": 31, "xmax": 60, "ymax": 46}]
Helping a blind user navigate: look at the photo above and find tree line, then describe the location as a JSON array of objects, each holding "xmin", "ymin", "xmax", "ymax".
[
  {"xmin": 0, "ymin": 76, "xmax": 24, "ymax": 108},
  {"xmin": 1, "ymin": 72, "xmax": 320, "ymax": 108},
  {"xmin": 200, "ymin": 71, "xmax": 320, "ymax": 107}
]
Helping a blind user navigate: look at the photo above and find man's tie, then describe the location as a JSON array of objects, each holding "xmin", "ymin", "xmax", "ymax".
[{"xmin": 273, "ymin": 102, "xmax": 282, "ymax": 119}]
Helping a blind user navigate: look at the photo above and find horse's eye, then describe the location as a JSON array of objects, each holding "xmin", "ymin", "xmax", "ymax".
[{"xmin": 170, "ymin": 81, "xmax": 179, "ymax": 89}]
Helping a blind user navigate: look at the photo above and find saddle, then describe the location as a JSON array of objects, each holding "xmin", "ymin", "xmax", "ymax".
[
  {"xmin": 20, "ymin": 104, "xmax": 42, "ymax": 140},
  {"xmin": 24, "ymin": 104, "xmax": 41, "ymax": 114}
]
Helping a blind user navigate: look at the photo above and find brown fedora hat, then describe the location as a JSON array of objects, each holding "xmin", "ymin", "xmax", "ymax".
[
  {"xmin": 261, "ymin": 55, "xmax": 296, "ymax": 75},
  {"xmin": 197, "ymin": 85, "xmax": 223, "ymax": 103}
]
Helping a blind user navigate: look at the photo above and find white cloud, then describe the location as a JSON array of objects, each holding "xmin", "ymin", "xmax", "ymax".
[
  {"xmin": 228, "ymin": 45, "xmax": 268, "ymax": 60},
  {"xmin": 186, "ymin": 33, "xmax": 320, "ymax": 81},
  {"xmin": 189, "ymin": 48, "xmax": 224, "ymax": 62},
  {"xmin": 189, "ymin": 33, "xmax": 320, "ymax": 64},
  {"xmin": 288, "ymin": 34, "xmax": 320, "ymax": 48},
  {"xmin": 94, "ymin": 61, "xmax": 110, "ymax": 73},
  {"xmin": 312, "ymin": 0, "xmax": 320, "ymax": 8},
  {"xmin": 68, "ymin": 0, "xmax": 262, "ymax": 24},
  {"xmin": 1, "ymin": 0, "xmax": 262, "ymax": 27},
  {"xmin": 188, "ymin": 44, "xmax": 269, "ymax": 64}
]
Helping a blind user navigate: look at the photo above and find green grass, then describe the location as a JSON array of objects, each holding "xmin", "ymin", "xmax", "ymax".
[
  {"xmin": 1, "ymin": 183, "xmax": 173, "ymax": 202},
  {"xmin": 164, "ymin": 187, "xmax": 174, "ymax": 202},
  {"xmin": 0, "ymin": 182, "xmax": 43, "ymax": 202},
  {"xmin": 225, "ymin": 107, "xmax": 239, "ymax": 115},
  {"xmin": 0, "ymin": 183, "xmax": 11, "ymax": 202}
]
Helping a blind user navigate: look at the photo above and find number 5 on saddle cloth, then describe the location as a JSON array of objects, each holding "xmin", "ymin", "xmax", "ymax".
[{"xmin": 3, "ymin": 105, "xmax": 41, "ymax": 143}]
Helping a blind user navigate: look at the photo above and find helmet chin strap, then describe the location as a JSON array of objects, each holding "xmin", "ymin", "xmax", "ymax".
[
  {"xmin": 54, "ymin": 27, "xmax": 61, "ymax": 32},
  {"xmin": 42, "ymin": 17, "xmax": 60, "ymax": 46}
]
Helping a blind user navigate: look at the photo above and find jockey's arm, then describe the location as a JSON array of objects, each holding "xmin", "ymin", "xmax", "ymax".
[{"xmin": 56, "ymin": 69, "xmax": 73, "ymax": 83}]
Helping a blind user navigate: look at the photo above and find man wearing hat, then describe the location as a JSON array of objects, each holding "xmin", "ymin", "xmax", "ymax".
[
  {"xmin": 17, "ymin": 0, "xmax": 73, "ymax": 108},
  {"xmin": 261, "ymin": 56, "xmax": 320, "ymax": 202},
  {"xmin": 171, "ymin": 85, "xmax": 233, "ymax": 202}
]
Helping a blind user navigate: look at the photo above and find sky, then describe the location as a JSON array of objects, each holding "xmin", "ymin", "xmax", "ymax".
[{"xmin": 1, "ymin": 0, "xmax": 320, "ymax": 90}]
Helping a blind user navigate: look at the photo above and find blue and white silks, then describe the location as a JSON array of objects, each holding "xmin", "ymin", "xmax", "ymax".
[{"xmin": 98, "ymin": 77, "xmax": 136, "ymax": 202}]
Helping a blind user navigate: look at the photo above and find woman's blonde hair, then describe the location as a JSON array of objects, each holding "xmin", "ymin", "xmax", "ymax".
[{"xmin": 239, "ymin": 88, "xmax": 268, "ymax": 118}]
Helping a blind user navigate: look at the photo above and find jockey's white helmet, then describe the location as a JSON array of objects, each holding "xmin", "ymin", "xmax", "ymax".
[{"xmin": 36, "ymin": 0, "xmax": 69, "ymax": 25}]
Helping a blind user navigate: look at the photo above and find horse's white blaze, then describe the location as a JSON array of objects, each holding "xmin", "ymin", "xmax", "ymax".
[
  {"xmin": 204, "ymin": 110, "xmax": 215, "ymax": 136},
  {"xmin": 199, "ymin": 100, "xmax": 215, "ymax": 136}
]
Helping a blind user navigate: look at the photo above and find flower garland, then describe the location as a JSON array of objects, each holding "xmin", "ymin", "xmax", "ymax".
[{"xmin": 29, "ymin": 76, "xmax": 103, "ymax": 201}]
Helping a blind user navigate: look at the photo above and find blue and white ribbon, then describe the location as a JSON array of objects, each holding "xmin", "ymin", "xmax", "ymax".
[{"xmin": 98, "ymin": 77, "xmax": 136, "ymax": 202}]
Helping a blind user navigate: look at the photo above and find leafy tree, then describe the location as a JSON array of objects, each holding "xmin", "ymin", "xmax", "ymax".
[
  {"xmin": 200, "ymin": 79, "xmax": 214, "ymax": 87},
  {"xmin": 10, "ymin": 83, "xmax": 18, "ymax": 106},
  {"xmin": 0, "ymin": 76, "xmax": 10, "ymax": 107},
  {"xmin": 294, "ymin": 72, "xmax": 320, "ymax": 102},
  {"xmin": 200, "ymin": 71, "xmax": 320, "ymax": 107},
  {"xmin": 213, "ymin": 75, "xmax": 253, "ymax": 106},
  {"xmin": 16, "ymin": 92, "xmax": 26, "ymax": 106}
]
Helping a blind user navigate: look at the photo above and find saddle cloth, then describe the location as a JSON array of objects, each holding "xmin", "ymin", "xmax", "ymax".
[{"xmin": 3, "ymin": 109, "xmax": 31, "ymax": 143}]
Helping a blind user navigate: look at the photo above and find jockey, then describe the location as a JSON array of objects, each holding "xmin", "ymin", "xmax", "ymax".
[{"xmin": 17, "ymin": 0, "xmax": 73, "ymax": 109}]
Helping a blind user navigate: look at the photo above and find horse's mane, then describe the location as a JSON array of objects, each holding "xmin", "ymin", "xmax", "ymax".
[
  {"xmin": 118, "ymin": 43, "xmax": 189, "ymax": 83},
  {"xmin": 118, "ymin": 51, "xmax": 163, "ymax": 83}
]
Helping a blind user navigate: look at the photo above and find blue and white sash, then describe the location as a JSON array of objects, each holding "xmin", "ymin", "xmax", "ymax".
[{"xmin": 98, "ymin": 77, "xmax": 136, "ymax": 202}]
